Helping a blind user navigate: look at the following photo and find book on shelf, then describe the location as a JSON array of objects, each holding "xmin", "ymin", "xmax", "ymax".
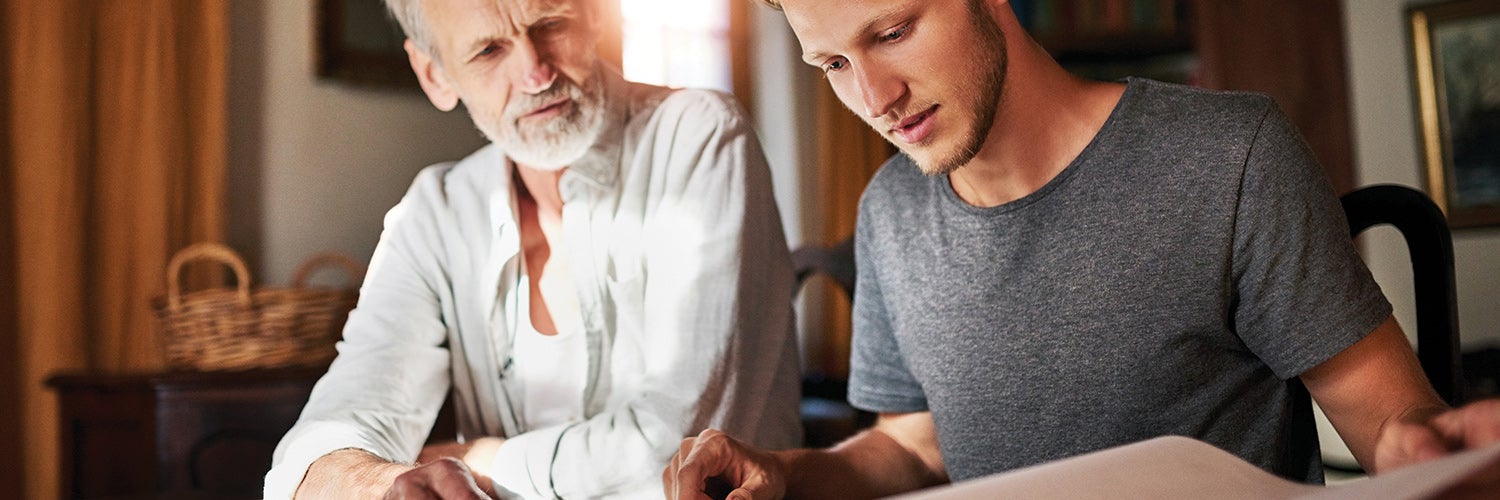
[{"xmin": 1021, "ymin": 0, "xmax": 1182, "ymax": 38}]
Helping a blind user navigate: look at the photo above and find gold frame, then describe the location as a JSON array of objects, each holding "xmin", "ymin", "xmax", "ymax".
[{"xmin": 1409, "ymin": 0, "xmax": 1500, "ymax": 228}]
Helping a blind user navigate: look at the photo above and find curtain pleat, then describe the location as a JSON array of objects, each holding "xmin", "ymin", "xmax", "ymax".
[
  {"xmin": 813, "ymin": 78, "xmax": 892, "ymax": 379},
  {"xmin": 0, "ymin": 1, "xmax": 18, "ymax": 495},
  {"xmin": 2, "ymin": 1, "xmax": 227, "ymax": 498}
]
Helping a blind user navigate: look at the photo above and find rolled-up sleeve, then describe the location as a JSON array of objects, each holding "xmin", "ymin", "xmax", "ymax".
[{"xmin": 264, "ymin": 170, "xmax": 458, "ymax": 499}]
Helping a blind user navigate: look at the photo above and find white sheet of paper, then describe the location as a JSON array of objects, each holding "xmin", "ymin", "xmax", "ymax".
[{"xmin": 894, "ymin": 435, "xmax": 1500, "ymax": 499}]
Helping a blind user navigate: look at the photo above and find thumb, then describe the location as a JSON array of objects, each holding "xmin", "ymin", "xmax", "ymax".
[
  {"xmin": 726, "ymin": 471, "xmax": 779, "ymax": 500},
  {"xmin": 726, "ymin": 488, "xmax": 761, "ymax": 500}
]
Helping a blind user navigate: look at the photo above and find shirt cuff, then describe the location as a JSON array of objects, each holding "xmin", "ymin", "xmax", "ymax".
[
  {"xmin": 263, "ymin": 421, "xmax": 399, "ymax": 500},
  {"xmin": 484, "ymin": 424, "xmax": 570, "ymax": 499}
]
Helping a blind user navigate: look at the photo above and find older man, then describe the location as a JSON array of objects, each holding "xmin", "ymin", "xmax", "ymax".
[
  {"xmin": 664, "ymin": 0, "xmax": 1500, "ymax": 498},
  {"xmin": 263, "ymin": 0, "xmax": 802, "ymax": 498}
]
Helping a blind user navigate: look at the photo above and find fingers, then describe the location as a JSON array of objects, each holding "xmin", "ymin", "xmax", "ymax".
[
  {"xmin": 1431, "ymin": 399, "xmax": 1500, "ymax": 449},
  {"xmin": 728, "ymin": 470, "xmax": 777, "ymax": 500},
  {"xmin": 666, "ymin": 429, "xmax": 732, "ymax": 500},
  {"xmin": 663, "ymin": 441, "xmax": 687, "ymax": 499},
  {"xmin": 667, "ymin": 428, "xmax": 773, "ymax": 500},
  {"xmin": 678, "ymin": 429, "xmax": 738, "ymax": 487}
]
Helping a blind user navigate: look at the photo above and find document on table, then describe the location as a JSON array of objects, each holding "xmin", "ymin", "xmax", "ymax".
[{"xmin": 895, "ymin": 435, "xmax": 1500, "ymax": 499}]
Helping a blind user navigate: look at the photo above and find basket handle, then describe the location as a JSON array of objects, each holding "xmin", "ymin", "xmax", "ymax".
[
  {"xmin": 291, "ymin": 253, "xmax": 365, "ymax": 289},
  {"xmin": 166, "ymin": 242, "xmax": 252, "ymax": 312}
]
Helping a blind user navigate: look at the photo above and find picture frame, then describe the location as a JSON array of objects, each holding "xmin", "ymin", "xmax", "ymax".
[
  {"xmin": 1409, "ymin": 0, "xmax": 1500, "ymax": 228},
  {"xmin": 315, "ymin": 0, "xmax": 419, "ymax": 89}
]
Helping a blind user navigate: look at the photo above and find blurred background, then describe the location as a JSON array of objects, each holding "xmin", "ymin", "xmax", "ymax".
[{"xmin": 3, "ymin": 0, "xmax": 1499, "ymax": 498}]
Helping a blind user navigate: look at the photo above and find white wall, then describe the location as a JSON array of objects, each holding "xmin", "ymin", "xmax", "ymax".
[
  {"xmin": 751, "ymin": 6, "xmax": 820, "ymax": 250},
  {"xmin": 749, "ymin": 5, "xmax": 826, "ymax": 371},
  {"xmin": 1343, "ymin": 0, "xmax": 1500, "ymax": 349},
  {"xmin": 228, "ymin": 0, "xmax": 487, "ymax": 285}
]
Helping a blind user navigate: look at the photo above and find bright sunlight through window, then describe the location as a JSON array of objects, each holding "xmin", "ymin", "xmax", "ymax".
[{"xmin": 620, "ymin": 0, "xmax": 732, "ymax": 92}]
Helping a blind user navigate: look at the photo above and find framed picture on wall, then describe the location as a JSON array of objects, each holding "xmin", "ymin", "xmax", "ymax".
[
  {"xmin": 1410, "ymin": 0, "xmax": 1500, "ymax": 228},
  {"xmin": 316, "ymin": 0, "xmax": 418, "ymax": 89}
]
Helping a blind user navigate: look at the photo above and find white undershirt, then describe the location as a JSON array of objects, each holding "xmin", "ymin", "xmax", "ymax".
[{"xmin": 512, "ymin": 280, "xmax": 587, "ymax": 430}]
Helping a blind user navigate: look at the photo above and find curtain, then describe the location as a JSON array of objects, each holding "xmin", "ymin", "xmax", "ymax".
[
  {"xmin": 812, "ymin": 79, "xmax": 892, "ymax": 379},
  {"xmin": 1, "ymin": 2, "xmax": 20, "ymax": 493},
  {"xmin": 1, "ymin": 1, "xmax": 228, "ymax": 498}
]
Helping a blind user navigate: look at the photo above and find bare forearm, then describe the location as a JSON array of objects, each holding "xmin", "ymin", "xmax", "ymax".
[
  {"xmin": 777, "ymin": 429, "xmax": 946, "ymax": 499},
  {"xmin": 1304, "ymin": 316, "xmax": 1449, "ymax": 470},
  {"xmin": 294, "ymin": 449, "xmax": 412, "ymax": 499}
]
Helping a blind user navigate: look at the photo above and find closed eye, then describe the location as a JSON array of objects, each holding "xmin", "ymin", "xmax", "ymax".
[
  {"xmin": 878, "ymin": 22, "xmax": 911, "ymax": 43},
  {"xmin": 534, "ymin": 17, "xmax": 567, "ymax": 34}
]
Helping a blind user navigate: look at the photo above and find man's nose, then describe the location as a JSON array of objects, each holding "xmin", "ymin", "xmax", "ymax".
[
  {"xmin": 511, "ymin": 37, "xmax": 557, "ymax": 94},
  {"xmin": 854, "ymin": 63, "xmax": 903, "ymax": 119}
]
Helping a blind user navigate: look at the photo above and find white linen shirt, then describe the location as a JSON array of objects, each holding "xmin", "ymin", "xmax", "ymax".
[{"xmin": 265, "ymin": 74, "xmax": 803, "ymax": 499}]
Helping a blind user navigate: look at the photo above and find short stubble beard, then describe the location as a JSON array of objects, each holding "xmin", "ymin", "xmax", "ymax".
[{"xmin": 910, "ymin": 0, "xmax": 1007, "ymax": 176}]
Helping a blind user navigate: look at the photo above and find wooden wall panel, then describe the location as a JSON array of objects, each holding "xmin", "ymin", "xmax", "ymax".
[{"xmin": 1192, "ymin": 0, "xmax": 1356, "ymax": 194}]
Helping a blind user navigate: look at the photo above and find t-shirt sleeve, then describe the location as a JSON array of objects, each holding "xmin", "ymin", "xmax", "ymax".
[
  {"xmin": 1230, "ymin": 102, "xmax": 1392, "ymax": 380},
  {"xmin": 847, "ymin": 184, "xmax": 930, "ymax": 413}
]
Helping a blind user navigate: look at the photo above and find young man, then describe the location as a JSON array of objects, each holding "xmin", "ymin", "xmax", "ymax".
[
  {"xmin": 664, "ymin": 0, "xmax": 1500, "ymax": 498},
  {"xmin": 264, "ymin": 0, "xmax": 803, "ymax": 498}
]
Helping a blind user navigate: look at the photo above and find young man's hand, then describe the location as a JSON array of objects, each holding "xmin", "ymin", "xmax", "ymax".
[
  {"xmin": 663, "ymin": 429, "xmax": 787, "ymax": 500},
  {"xmin": 1374, "ymin": 399, "xmax": 1500, "ymax": 472},
  {"xmin": 664, "ymin": 413, "xmax": 946, "ymax": 500}
]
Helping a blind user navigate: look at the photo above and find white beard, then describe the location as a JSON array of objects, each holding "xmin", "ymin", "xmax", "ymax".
[{"xmin": 473, "ymin": 70, "xmax": 607, "ymax": 171}]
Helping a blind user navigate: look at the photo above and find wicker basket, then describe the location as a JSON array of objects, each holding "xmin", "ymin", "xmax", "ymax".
[{"xmin": 154, "ymin": 243, "xmax": 364, "ymax": 371}]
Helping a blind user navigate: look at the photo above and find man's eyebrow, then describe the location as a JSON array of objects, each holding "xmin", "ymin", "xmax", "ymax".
[
  {"xmin": 528, "ymin": 0, "xmax": 576, "ymax": 25},
  {"xmin": 455, "ymin": 2, "xmax": 576, "ymax": 57},
  {"xmin": 799, "ymin": 4, "xmax": 913, "ymax": 65}
]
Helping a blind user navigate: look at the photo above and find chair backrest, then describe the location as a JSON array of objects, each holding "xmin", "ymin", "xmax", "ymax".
[
  {"xmin": 1340, "ymin": 184, "xmax": 1463, "ymax": 405},
  {"xmin": 791, "ymin": 237, "xmax": 856, "ymax": 299},
  {"xmin": 791, "ymin": 237, "xmax": 874, "ymax": 445}
]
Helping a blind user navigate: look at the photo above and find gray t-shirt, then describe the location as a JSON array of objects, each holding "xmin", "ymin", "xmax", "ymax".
[{"xmin": 848, "ymin": 78, "xmax": 1391, "ymax": 483}]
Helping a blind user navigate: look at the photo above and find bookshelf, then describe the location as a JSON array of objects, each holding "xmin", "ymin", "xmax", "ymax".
[
  {"xmin": 1016, "ymin": 0, "xmax": 1197, "ymax": 84},
  {"xmin": 1019, "ymin": 0, "xmax": 1190, "ymax": 55}
]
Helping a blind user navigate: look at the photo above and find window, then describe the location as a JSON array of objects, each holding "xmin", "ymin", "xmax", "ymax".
[{"xmin": 620, "ymin": 0, "xmax": 733, "ymax": 93}]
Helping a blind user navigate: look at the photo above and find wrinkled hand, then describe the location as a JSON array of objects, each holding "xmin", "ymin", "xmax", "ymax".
[
  {"xmin": 663, "ymin": 429, "xmax": 786, "ymax": 500},
  {"xmin": 383, "ymin": 457, "xmax": 497, "ymax": 500},
  {"xmin": 1375, "ymin": 399, "xmax": 1500, "ymax": 472}
]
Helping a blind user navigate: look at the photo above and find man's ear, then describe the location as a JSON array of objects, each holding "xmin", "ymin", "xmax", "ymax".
[{"xmin": 406, "ymin": 39, "xmax": 460, "ymax": 111}]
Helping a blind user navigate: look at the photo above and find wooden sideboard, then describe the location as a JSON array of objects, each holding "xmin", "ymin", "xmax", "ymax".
[{"xmin": 47, "ymin": 367, "xmax": 325, "ymax": 499}]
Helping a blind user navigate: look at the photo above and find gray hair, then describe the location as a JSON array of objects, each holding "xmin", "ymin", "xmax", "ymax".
[{"xmin": 383, "ymin": 0, "xmax": 433, "ymax": 54}]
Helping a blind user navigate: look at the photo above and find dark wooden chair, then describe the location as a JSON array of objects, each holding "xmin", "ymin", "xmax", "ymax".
[
  {"xmin": 791, "ymin": 237, "xmax": 873, "ymax": 446},
  {"xmin": 1341, "ymin": 184, "xmax": 1463, "ymax": 405}
]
